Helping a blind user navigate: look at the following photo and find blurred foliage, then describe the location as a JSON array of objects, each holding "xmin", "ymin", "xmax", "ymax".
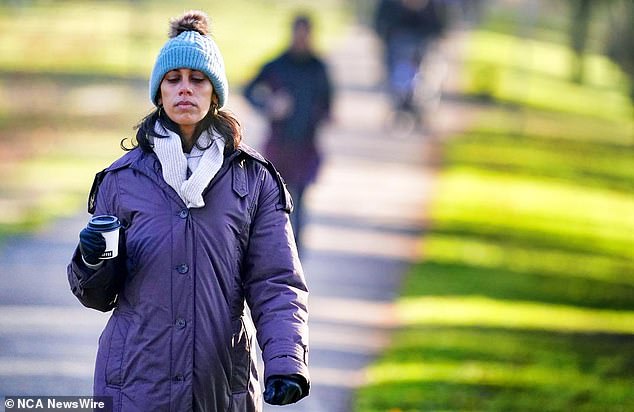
[{"xmin": 354, "ymin": 15, "xmax": 634, "ymax": 412}]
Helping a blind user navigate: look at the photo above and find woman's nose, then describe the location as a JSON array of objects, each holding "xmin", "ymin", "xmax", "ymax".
[{"xmin": 179, "ymin": 82, "xmax": 193, "ymax": 95}]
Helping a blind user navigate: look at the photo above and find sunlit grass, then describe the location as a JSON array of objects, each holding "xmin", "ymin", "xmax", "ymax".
[
  {"xmin": 467, "ymin": 31, "xmax": 628, "ymax": 90},
  {"xmin": 433, "ymin": 169, "xmax": 634, "ymax": 258},
  {"xmin": 469, "ymin": 105, "xmax": 633, "ymax": 146},
  {"xmin": 354, "ymin": 22, "xmax": 634, "ymax": 412},
  {"xmin": 354, "ymin": 144, "xmax": 634, "ymax": 410},
  {"xmin": 445, "ymin": 132, "xmax": 634, "ymax": 191},
  {"xmin": 422, "ymin": 234, "xmax": 634, "ymax": 286},
  {"xmin": 398, "ymin": 297, "xmax": 634, "ymax": 334},
  {"xmin": 357, "ymin": 326, "xmax": 634, "ymax": 411},
  {"xmin": 0, "ymin": 130, "xmax": 123, "ymax": 237},
  {"xmin": 364, "ymin": 360, "xmax": 632, "ymax": 397},
  {"xmin": 464, "ymin": 30, "xmax": 634, "ymax": 122},
  {"xmin": 375, "ymin": 110, "xmax": 634, "ymax": 407}
]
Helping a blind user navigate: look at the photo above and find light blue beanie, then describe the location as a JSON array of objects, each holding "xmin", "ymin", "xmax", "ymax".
[{"xmin": 149, "ymin": 11, "xmax": 228, "ymax": 108}]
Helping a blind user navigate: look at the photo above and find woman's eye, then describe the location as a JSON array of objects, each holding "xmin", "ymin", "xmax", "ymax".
[
  {"xmin": 192, "ymin": 77, "xmax": 205, "ymax": 83},
  {"xmin": 166, "ymin": 77, "xmax": 180, "ymax": 83}
]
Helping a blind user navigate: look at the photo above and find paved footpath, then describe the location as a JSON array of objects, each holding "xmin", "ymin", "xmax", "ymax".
[{"xmin": 0, "ymin": 25, "xmax": 465, "ymax": 411}]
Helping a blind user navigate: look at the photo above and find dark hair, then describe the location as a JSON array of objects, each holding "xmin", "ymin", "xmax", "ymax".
[
  {"xmin": 122, "ymin": 100, "xmax": 242, "ymax": 153},
  {"xmin": 293, "ymin": 15, "xmax": 312, "ymax": 31}
]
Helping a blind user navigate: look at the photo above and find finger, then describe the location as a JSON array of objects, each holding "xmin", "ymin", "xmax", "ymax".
[
  {"xmin": 80, "ymin": 230, "xmax": 105, "ymax": 246},
  {"xmin": 263, "ymin": 386, "xmax": 275, "ymax": 403},
  {"xmin": 263, "ymin": 380, "xmax": 281, "ymax": 404},
  {"xmin": 82, "ymin": 237, "xmax": 106, "ymax": 251},
  {"xmin": 280, "ymin": 381, "xmax": 302, "ymax": 404}
]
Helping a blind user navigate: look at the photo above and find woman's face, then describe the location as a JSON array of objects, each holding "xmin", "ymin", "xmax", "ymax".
[{"xmin": 159, "ymin": 68, "xmax": 214, "ymax": 135}]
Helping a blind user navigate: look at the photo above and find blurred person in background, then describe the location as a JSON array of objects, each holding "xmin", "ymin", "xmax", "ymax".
[
  {"xmin": 66, "ymin": 10, "xmax": 309, "ymax": 412},
  {"xmin": 243, "ymin": 15, "xmax": 333, "ymax": 254},
  {"xmin": 374, "ymin": 0, "xmax": 447, "ymax": 126}
]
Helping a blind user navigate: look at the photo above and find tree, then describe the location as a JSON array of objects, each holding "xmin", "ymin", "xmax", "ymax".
[
  {"xmin": 605, "ymin": 0, "xmax": 634, "ymax": 103},
  {"xmin": 568, "ymin": 0, "xmax": 592, "ymax": 84}
]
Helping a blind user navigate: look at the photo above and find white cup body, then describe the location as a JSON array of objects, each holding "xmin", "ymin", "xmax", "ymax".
[{"xmin": 100, "ymin": 227, "xmax": 120, "ymax": 259}]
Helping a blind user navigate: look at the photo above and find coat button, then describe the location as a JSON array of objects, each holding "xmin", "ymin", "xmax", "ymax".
[
  {"xmin": 176, "ymin": 264, "xmax": 189, "ymax": 274},
  {"xmin": 173, "ymin": 374, "xmax": 184, "ymax": 382},
  {"xmin": 176, "ymin": 318, "xmax": 187, "ymax": 329},
  {"xmin": 179, "ymin": 209, "xmax": 188, "ymax": 219}
]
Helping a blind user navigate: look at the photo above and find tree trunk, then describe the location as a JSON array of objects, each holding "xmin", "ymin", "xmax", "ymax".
[{"xmin": 569, "ymin": 0, "xmax": 591, "ymax": 83}]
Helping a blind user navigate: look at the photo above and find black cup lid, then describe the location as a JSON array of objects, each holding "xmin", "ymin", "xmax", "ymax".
[{"xmin": 89, "ymin": 215, "xmax": 120, "ymax": 231}]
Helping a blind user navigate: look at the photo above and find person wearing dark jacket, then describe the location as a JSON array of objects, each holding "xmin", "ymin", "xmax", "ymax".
[
  {"xmin": 67, "ymin": 10, "xmax": 309, "ymax": 412},
  {"xmin": 243, "ymin": 15, "xmax": 333, "ymax": 252},
  {"xmin": 374, "ymin": 0, "xmax": 446, "ymax": 116}
]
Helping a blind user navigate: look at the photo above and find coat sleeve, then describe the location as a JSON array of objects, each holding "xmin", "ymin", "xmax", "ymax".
[
  {"xmin": 67, "ymin": 171, "xmax": 126, "ymax": 312},
  {"xmin": 243, "ymin": 166, "xmax": 310, "ymax": 389},
  {"xmin": 243, "ymin": 63, "xmax": 273, "ymax": 112}
]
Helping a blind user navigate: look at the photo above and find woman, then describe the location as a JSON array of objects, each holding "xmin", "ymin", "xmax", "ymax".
[{"xmin": 67, "ymin": 10, "xmax": 309, "ymax": 412}]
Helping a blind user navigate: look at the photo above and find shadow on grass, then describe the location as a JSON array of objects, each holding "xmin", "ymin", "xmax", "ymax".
[
  {"xmin": 444, "ymin": 130, "xmax": 634, "ymax": 193},
  {"xmin": 371, "ymin": 216, "xmax": 634, "ymax": 409},
  {"xmin": 0, "ymin": 68, "xmax": 147, "ymax": 86},
  {"xmin": 404, "ymin": 261, "xmax": 634, "ymax": 311},
  {"xmin": 433, "ymin": 221, "xmax": 633, "ymax": 262},
  {"xmin": 356, "ymin": 325, "xmax": 634, "ymax": 412}
]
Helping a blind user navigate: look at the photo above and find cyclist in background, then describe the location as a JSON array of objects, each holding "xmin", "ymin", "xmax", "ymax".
[{"xmin": 374, "ymin": 0, "xmax": 447, "ymax": 130}]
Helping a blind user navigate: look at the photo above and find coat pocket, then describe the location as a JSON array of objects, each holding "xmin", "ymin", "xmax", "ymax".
[
  {"xmin": 104, "ymin": 312, "xmax": 132, "ymax": 387},
  {"xmin": 230, "ymin": 318, "xmax": 251, "ymax": 394}
]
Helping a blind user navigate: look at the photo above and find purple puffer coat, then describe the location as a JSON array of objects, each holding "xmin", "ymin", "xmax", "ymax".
[{"xmin": 67, "ymin": 144, "xmax": 309, "ymax": 412}]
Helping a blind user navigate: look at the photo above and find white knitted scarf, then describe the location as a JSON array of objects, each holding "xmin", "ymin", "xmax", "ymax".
[{"xmin": 153, "ymin": 121, "xmax": 225, "ymax": 208}]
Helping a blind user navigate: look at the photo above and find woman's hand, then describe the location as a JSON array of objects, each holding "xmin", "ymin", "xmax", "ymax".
[
  {"xmin": 266, "ymin": 91, "xmax": 294, "ymax": 120},
  {"xmin": 79, "ymin": 227, "xmax": 106, "ymax": 265},
  {"xmin": 263, "ymin": 375, "xmax": 305, "ymax": 405}
]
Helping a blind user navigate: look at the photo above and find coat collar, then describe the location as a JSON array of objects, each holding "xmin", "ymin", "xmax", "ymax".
[{"xmin": 125, "ymin": 147, "xmax": 243, "ymax": 207}]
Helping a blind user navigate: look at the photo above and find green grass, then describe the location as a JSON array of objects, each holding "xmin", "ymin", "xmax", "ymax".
[
  {"xmin": 464, "ymin": 31, "xmax": 633, "ymax": 122},
  {"xmin": 357, "ymin": 328, "xmax": 633, "ymax": 412},
  {"xmin": 0, "ymin": 129, "xmax": 124, "ymax": 237},
  {"xmin": 356, "ymin": 164, "xmax": 634, "ymax": 410},
  {"xmin": 353, "ymin": 28, "xmax": 634, "ymax": 412}
]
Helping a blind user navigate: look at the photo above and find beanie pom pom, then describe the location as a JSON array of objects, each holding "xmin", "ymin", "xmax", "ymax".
[{"xmin": 169, "ymin": 10, "xmax": 210, "ymax": 38}]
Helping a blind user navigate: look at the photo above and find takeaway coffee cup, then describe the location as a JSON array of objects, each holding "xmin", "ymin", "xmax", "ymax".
[{"xmin": 88, "ymin": 215, "xmax": 121, "ymax": 260}]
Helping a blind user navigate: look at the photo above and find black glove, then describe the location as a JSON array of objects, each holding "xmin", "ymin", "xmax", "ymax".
[
  {"xmin": 263, "ymin": 375, "xmax": 305, "ymax": 405},
  {"xmin": 79, "ymin": 226, "xmax": 106, "ymax": 265}
]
